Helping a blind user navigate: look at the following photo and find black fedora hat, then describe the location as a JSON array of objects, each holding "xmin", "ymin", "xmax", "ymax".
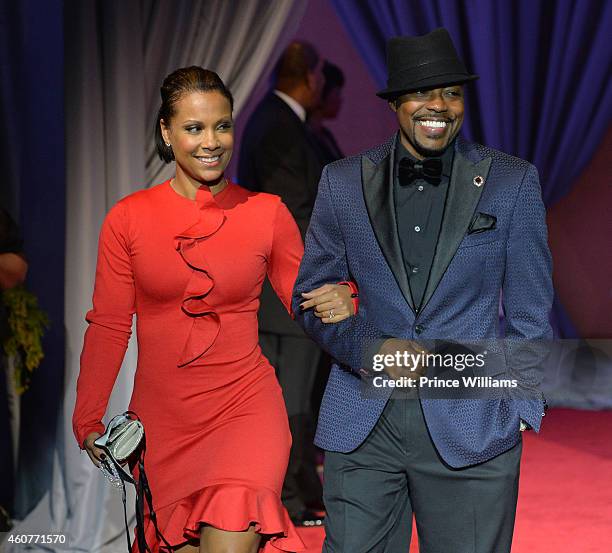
[{"xmin": 377, "ymin": 28, "xmax": 478, "ymax": 100}]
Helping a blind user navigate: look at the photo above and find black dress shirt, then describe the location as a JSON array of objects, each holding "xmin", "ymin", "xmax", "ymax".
[{"xmin": 394, "ymin": 141, "xmax": 454, "ymax": 312}]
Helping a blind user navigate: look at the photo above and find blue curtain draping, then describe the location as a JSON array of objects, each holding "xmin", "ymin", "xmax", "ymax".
[
  {"xmin": 331, "ymin": 0, "xmax": 612, "ymax": 208},
  {"xmin": 0, "ymin": 0, "xmax": 65, "ymax": 519}
]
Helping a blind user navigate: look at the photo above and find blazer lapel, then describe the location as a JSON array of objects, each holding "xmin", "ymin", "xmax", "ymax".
[
  {"xmin": 362, "ymin": 141, "xmax": 414, "ymax": 311},
  {"xmin": 420, "ymin": 140, "xmax": 492, "ymax": 312}
]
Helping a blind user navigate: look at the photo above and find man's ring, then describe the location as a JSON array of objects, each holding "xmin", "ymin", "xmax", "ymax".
[{"xmin": 329, "ymin": 310, "xmax": 335, "ymax": 319}]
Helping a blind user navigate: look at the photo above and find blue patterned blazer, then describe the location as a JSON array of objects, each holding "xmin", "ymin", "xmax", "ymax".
[{"xmin": 292, "ymin": 134, "xmax": 553, "ymax": 468}]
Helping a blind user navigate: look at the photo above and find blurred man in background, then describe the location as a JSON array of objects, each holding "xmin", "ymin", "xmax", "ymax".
[{"xmin": 308, "ymin": 60, "xmax": 345, "ymax": 165}]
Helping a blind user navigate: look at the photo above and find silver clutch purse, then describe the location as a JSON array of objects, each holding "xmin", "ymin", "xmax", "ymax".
[{"xmin": 94, "ymin": 412, "xmax": 143, "ymax": 485}]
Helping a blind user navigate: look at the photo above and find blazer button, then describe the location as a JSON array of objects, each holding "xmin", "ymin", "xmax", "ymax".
[{"xmin": 415, "ymin": 324, "xmax": 425, "ymax": 335}]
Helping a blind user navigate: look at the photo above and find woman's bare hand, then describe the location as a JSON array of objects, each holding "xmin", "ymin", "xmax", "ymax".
[
  {"xmin": 83, "ymin": 432, "xmax": 105, "ymax": 467},
  {"xmin": 300, "ymin": 283, "xmax": 355, "ymax": 324}
]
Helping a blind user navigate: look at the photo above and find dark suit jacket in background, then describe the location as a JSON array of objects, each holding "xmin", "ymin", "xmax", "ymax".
[
  {"xmin": 239, "ymin": 93, "xmax": 325, "ymax": 336},
  {"xmin": 309, "ymin": 125, "xmax": 344, "ymax": 167}
]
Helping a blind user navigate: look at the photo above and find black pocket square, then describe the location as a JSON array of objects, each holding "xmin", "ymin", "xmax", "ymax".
[{"xmin": 467, "ymin": 212, "xmax": 497, "ymax": 234}]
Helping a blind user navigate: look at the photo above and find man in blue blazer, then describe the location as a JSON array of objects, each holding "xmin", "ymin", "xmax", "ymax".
[{"xmin": 293, "ymin": 28, "xmax": 552, "ymax": 553}]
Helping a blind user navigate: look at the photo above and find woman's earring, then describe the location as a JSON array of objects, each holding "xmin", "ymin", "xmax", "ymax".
[{"xmin": 165, "ymin": 142, "xmax": 171, "ymax": 147}]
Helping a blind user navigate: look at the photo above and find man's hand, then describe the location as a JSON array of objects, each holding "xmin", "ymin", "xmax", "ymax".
[
  {"xmin": 300, "ymin": 283, "xmax": 355, "ymax": 323},
  {"xmin": 376, "ymin": 338, "xmax": 429, "ymax": 381}
]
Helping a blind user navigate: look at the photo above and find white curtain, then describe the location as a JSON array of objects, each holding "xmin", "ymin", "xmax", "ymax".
[{"xmin": 4, "ymin": 1, "xmax": 306, "ymax": 550}]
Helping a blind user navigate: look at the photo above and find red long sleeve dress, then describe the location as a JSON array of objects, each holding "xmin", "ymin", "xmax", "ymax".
[{"xmin": 73, "ymin": 180, "xmax": 306, "ymax": 552}]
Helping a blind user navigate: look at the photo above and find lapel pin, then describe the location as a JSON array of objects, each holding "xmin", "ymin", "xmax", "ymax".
[{"xmin": 473, "ymin": 175, "xmax": 484, "ymax": 187}]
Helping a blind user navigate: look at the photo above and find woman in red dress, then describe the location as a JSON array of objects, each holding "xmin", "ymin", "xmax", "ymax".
[{"xmin": 72, "ymin": 67, "xmax": 355, "ymax": 553}]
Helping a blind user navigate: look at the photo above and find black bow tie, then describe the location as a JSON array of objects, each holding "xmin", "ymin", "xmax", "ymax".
[{"xmin": 398, "ymin": 157, "xmax": 443, "ymax": 186}]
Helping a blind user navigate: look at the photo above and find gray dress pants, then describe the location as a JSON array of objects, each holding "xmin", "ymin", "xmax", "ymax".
[{"xmin": 322, "ymin": 389, "xmax": 521, "ymax": 553}]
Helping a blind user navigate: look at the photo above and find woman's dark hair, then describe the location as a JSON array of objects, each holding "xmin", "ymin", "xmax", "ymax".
[
  {"xmin": 322, "ymin": 61, "xmax": 345, "ymax": 101},
  {"xmin": 155, "ymin": 66, "xmax": 234, "ymax": 163}
]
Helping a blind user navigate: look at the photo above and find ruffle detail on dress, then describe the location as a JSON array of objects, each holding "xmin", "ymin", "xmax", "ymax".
[
  {"xmin": 174, "ymin": 186, "xmax": 226, "ymax": 367},
  {"xmin": 139, "ymin": 483, "xmax": 306, "ymax": 553}
]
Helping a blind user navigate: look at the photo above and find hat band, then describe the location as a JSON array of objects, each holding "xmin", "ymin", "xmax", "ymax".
[{"xmin": 387, "ymin": 58, "xmax": 470, "ymax": 87}]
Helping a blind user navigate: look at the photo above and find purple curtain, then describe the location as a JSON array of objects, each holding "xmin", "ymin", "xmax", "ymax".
[{"xmin": 331, "ymin": 0, "xmax": 612, "ymax": 207}]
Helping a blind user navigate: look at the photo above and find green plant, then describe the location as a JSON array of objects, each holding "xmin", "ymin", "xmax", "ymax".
[{"xmin": 2, "ymin": 285, "xmax": 49, "ymax": 394}]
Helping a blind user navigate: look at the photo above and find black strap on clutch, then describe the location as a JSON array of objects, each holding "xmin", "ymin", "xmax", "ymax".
[
  {"xmin": 133, "ymin": 439, "xmax": 173, "ymax": 552},
  {"xmin": 95, "ymin": 411, "xmax": 172, "ymax": 552}
]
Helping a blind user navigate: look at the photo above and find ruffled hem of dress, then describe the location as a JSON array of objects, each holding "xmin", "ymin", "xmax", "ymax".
[{"xmin": 135, "ymin": 483, "xmax": 306, "ymax": 553}]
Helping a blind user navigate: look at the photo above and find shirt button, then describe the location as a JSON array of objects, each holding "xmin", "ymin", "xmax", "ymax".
[
  {"xmin": 415, "ymin": 324, "xmax": 425, "ymax": 335},
  {"xmin": 418, "ymin": 185, "xmax": 424, "ymax": 191},
  {"xmin": 414, "ymin": 226, "xmax": 421, "ymax": 232},
  {"xmin": 411, "ymin": 266, "xmax": 419, "ymax": 273}
]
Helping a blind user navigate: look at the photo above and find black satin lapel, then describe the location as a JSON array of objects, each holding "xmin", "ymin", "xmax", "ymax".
[
  {"xmin": 362, "ymin": 154, "xmax": 414, "ymax": 310},
  {"xmin": 420, "ymin": 151, "xmax": 493, "ymax": 312}
]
